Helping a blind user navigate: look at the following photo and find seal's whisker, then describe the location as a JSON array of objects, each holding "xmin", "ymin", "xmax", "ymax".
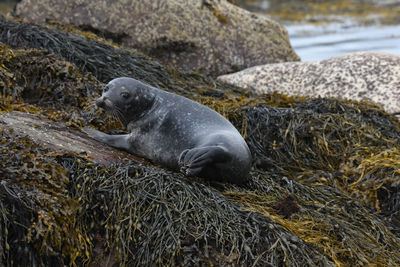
[
  {"xmin": 113, "ymin": 106, "xmax": 127, "ymax": 125},
  {"xmin": 111, "ymin": 109, "xmax": 119, "ymax": 120}
]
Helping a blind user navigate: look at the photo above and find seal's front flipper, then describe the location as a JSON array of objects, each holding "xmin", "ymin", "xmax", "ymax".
[
  {"xmin": 178, "ymin": 146, "xmax": 231, "ymax": 176},
  {"xmin": 83, "ymin": 127, "xmax": 131, "ymax": 151}
]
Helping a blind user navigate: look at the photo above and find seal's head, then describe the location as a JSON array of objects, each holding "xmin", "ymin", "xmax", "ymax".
[{"xmin": 96, "ymin": 77, "xmax": 156, "ymax": 126}]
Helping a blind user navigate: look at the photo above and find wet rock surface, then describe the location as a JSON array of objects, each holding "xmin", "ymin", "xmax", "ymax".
[{"xmin": 0, "ymin": 111, "xmax": 141, "ymax": 165}]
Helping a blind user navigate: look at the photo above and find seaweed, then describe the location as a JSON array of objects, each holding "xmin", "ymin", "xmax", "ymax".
[
  {"xmin": 1, "ymin": 16, "xmax": 400, "ymax": 266},
  {"xmin": 0, "ymin": 44, "xmax": 122, "ymax": 132},
  {"xmin": 60, "ymin": 155, "xmax": 331, "ymax": 266},
  {"xmin": 265, "ymin": 0, "xmax": 400, "ymax": 25},
  {"xmin": 0, "ymin": 18, "xmax": 247, "ymax": 100},
  {"xmin": 0, "ymin": 129, "xmax": 91, "ymax": 266}
]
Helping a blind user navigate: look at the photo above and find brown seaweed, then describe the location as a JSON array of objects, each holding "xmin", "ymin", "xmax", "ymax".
[{"xmin": 1, "ymin": 17, "xmax": 400, "ymax": 266}]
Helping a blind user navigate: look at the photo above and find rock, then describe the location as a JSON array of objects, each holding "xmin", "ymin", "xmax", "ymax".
[
  {"xmin": 15, "ymin": 0, "xmax": 299, "ymax": 77},
  {"xmin": 218, "ymin": 52, "xmax": 400, "ymax": 113},
  {"xmin": 0, "ymin": 111, "xmax": 141, "ymax": 165}
]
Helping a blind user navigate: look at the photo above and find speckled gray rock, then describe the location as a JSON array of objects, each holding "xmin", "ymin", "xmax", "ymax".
[
  {"xmin": 218, "ymin": 52, "xmax": 400, "ymax": 113},
  {"xmin": 15, "ymin": 0, "xmax": 299, "ymax": 77}
]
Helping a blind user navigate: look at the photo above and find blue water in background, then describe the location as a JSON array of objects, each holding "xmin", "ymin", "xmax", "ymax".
[{"xmin": 238, "ymin": 0, "xmax": 400, "ymax": 61}]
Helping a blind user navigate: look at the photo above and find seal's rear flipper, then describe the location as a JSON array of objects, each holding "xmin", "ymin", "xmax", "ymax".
[
  {"xmin": 178, "ymin": 146, "xmax": 231, "ymax": 176},
  {"xmin": 82, "ymin": 127, "xmax": 131, "ymax": 151}
]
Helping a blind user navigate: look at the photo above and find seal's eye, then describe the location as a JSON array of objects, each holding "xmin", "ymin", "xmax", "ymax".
[
  {"xmin": 103, "ymin": 86, "xmax": 109, "ymax": 93},
  {"xmin": 121, "ymin": 92, "xmax": 130, "ymax": 99}
]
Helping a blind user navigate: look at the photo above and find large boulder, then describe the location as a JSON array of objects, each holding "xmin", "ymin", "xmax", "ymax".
[
  {"xmin": 15, "ymin": 0, "xmax": 300, "ymax": 77},
  {"xmin": 218, "ymin": 52, "xmax": 400, "ymax": 113}
]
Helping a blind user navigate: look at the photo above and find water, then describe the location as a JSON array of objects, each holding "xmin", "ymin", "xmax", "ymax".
[
  {"xmin": 287, "ymin": 23, "xmax": 400, "ymax": 61},
  {"xmin": 237, "ymin": 0, "xmax": 400, "ymax": 61}
]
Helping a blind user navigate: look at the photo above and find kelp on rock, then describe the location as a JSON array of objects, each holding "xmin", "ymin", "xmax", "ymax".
[{"xmin": 1, "ymin": 17, "xmax": 400, "ymax": 266}]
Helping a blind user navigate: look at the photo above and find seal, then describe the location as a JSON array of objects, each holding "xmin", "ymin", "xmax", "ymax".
[{"xmin": 84, "ymin": 77, "xmax": 251, "ymax": 184}]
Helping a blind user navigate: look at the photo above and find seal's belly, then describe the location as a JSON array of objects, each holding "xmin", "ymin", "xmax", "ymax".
[{"xmin": 128, "ymin": 127, "xmax": 193, "ymax": 169}]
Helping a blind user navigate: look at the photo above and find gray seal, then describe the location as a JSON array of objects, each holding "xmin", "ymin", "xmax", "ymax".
[{"xmin": 84, "ymin": 77, "xmax": 251, "ymax": 184}]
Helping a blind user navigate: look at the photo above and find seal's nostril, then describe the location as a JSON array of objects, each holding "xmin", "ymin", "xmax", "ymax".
[{"xmin": 96, "ymin": 97, "xmax": 105, "ymax": 108}]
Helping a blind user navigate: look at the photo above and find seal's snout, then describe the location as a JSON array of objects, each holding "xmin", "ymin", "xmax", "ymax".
[{"xmin": 96, "ymin": 97, "xmax": 106, "ymax": 108}]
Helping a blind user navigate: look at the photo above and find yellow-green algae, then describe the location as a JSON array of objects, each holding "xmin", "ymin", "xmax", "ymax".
[
  {"xmin": 1, "ymin": 17, "xmax": 400, "ymax": 266},
  {"xmin": 0, "ymin": 130, "xmax": 92, "ymax": 266},
  {"xmin": 242, "ymin": 0, "xmax": 400, "ymax": 25}
]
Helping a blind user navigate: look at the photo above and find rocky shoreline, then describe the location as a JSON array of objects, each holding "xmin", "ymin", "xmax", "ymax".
[{"xmin": 1, "ymin": 1, "xmax": 400, "ymax": 266}]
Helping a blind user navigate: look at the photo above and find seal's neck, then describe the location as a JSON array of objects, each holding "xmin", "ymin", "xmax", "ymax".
[
  {"xmin": 136, "ymin": 94, "xmax": 160, "ymax": 120},
  {"xmin": 124, "ymin": 89, "xmax": 160, "ymax": 128}
]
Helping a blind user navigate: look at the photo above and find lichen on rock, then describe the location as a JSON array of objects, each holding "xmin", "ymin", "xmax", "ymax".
[
  {"xmin": 14, "ymin": 0, "xmax": 300, "ymax": 77},
  {"xmin": 218, "ymin": 52, "xmax": 400, "ymax": 113}
]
